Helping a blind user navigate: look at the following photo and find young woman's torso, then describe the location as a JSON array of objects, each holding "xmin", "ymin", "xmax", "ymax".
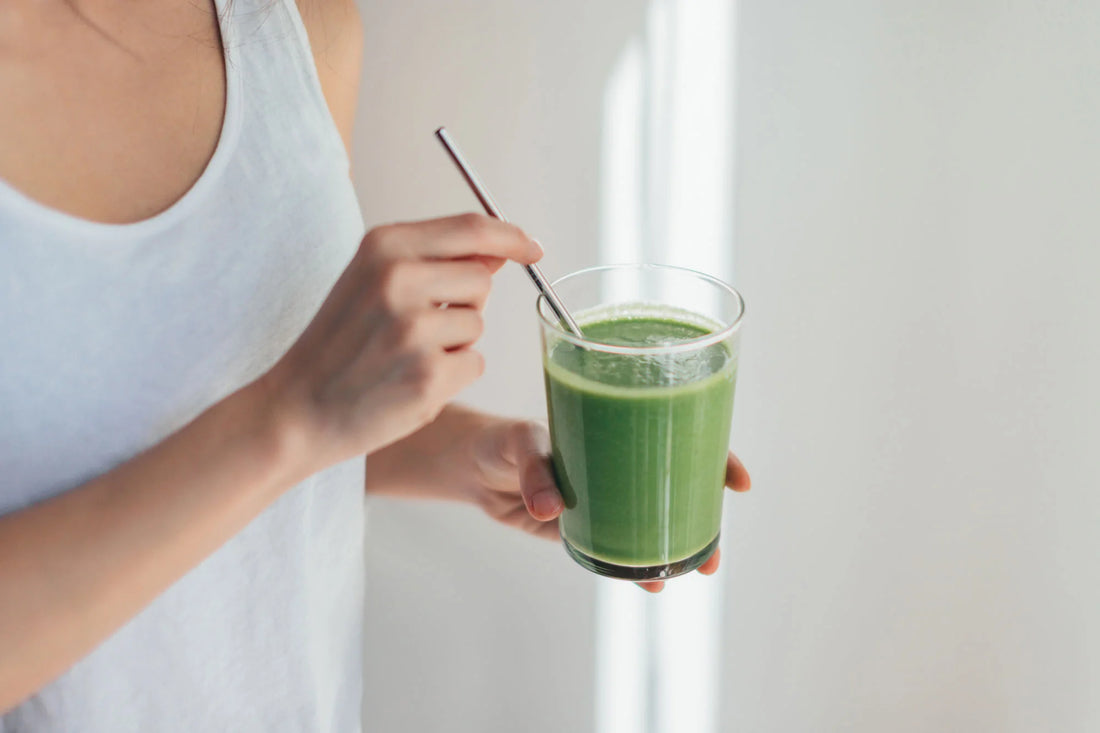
[{"xmin": 0, "ymin": 1, "xmax": 369, "ymax": 730}]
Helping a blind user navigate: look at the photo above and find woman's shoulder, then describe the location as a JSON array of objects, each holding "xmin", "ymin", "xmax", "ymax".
[{"xmin": 294, "ymin": 0, "xmax": 364, "ymax": 154}]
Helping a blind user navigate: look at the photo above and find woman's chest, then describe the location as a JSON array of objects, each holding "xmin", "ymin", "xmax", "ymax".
[
  {"xmin": 0, "ymin": 150, "xmax": 364, "ymax": 513},
  {"xmin": 0, "ymin": 0, "xmax": 226, "ymax": 225}
]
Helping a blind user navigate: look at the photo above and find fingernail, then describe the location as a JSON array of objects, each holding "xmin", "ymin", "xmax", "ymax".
[
  {"xmin": 530, "ymin": 239, "xmax": 544, "ymax": 258},
  {"xmin": 532, "ymin": 489, "xmax": 560, "ymax": 518}
]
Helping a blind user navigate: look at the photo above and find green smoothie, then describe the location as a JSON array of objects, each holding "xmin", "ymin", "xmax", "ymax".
[{"xmin": 543, "ymin": 308, "xmax": 737, "ymax": 569}]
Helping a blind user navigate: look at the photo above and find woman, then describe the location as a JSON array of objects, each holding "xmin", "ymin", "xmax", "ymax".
[{"xmin": 0, "ymin": 0, "xmax": 751, "ymax": 728}]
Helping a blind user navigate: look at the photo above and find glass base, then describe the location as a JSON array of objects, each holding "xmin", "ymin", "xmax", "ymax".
[{"xmin": 561, "ymin": 533, "xmax": 720, "ymax": 581}]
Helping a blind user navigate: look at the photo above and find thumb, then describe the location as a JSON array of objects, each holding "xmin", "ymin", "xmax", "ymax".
[{"xmin": 501, "ymin": 420, "xmax": 562, "ymax": 521}]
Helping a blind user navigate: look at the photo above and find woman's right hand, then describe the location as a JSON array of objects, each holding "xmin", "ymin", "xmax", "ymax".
[{"xmin": 260, "ymin": 213, "xmax": 542, "ymax": 477}]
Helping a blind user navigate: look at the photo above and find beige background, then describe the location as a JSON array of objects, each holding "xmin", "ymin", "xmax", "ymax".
[{"xmin": 353, "ymin": 1, "xmax": 1100, "ymax": 731}]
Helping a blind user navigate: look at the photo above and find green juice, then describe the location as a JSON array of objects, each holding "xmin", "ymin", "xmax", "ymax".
[{"xmin": 544, "ymin": 312, "xmax": 737, "ymax": 571}]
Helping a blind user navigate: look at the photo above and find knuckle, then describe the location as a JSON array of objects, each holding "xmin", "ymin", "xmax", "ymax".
[
  {"xmin": 504, "ymin": 223, "xmax": 530, "ymax": 252},
  {"xmin": 370, "ymin": 223, "xmax": 404, "ymax": 252},
  {"xmin": 516, "ymin": 418, "xmax": 541, "ymax": 440},
  {"xmin": 362, "ymin": 225, "xmax": 391, "ymax": 256},
  {"xmin": 458, "ymin": 212, "xmax": 489, "ymax": 236},
  {"xmin": 358, "ymin": 230, "xmax": 378, "ymax": 255},
  {"xmin": 514, "ymin": 419, "xmax": 549, "ymax": 452},
  {"xmin": 377, "ymin": 260, "xmax": 413, "ymax": 309},
  {"xmin": 470, "ymin": 311, "xmax": 485, "ymax": 339},
  {"xmin": 473, "ymin": 264, "xmax": 493, "ymax": 293},
  {"xmin": 506, "ymin": 222, "xmax": 527, "ymax": 242}
]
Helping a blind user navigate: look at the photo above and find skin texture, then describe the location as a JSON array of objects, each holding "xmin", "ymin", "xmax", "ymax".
[
  {"xmin": 0, "ymin": 0, "xmax": 750, "ymax": 712},
  {"xmin": 0, "ymin": 1, "xmax": 228, "ymax": 223}
]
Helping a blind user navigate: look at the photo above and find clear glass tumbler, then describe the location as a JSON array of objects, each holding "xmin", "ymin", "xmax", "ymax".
[{"xmin": 537, "ymin": 264, "xmax": 745, "ymax": 580}]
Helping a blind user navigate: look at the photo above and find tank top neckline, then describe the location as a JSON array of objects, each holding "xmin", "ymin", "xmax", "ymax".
[{"xmin": 0, "ymin": 0, "xmax": 243, "ymax": 241}]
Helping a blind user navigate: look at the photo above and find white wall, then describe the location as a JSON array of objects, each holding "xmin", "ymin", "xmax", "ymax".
[
  {"xmin": 727, "ymin": 1, "xmax": 1100, "ymax": 730},
  {"xmin": 354, "ymin": 1, "xmax": 1100, "ymax": 731},
  {"xmin": 352, "ymin": 2, "xmax": 647, "ymax": 731}
]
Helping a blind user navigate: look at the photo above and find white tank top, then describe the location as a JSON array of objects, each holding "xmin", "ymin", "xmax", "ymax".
[{"xmin": 0, "ymin": 1, "xmax": 367, "ymax": 730}]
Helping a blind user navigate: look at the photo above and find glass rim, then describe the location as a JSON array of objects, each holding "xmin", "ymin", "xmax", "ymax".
[{"xmin": 536, "ymin": 263, "xmax": 745, "ymax": 355}]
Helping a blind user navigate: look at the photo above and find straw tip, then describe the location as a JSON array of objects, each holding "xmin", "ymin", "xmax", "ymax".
[{"xmin": 434, "ymin": 126, "xmax": 448, "ymax": 138}]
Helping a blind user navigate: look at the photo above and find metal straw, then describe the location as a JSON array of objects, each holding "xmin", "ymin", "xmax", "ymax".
[{"xmin": 435, "ymin": 127, "xmax": 584, "ymax": 337}]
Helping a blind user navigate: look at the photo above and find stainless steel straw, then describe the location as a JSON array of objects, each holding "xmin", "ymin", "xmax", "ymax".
[{"xmin": 435, "ymin": 127, "xmax": 584, "ymax": 337}]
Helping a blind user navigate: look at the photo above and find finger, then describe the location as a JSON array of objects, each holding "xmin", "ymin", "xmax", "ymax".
[
  {"xmin": 637, "ymin": 581, "xmax": 665, "ymax": 593},
  {"xmin": 389, "ymin": 214, "xmax": 543, "ymax": 263},
  {"xmin": 420, "ymin": 307, "xmax": 484, "ymax": 350},
  {"xmin": 437, "ymin": 348, "xmax": 486, "ymax": 396},
  {"xmin": 725, "ymin": 451, "xmax": 751, "ymax": 492},
  {"xmin": 697, "ymin": 547, "xmax": 721, "ymax": 575},
  {"xmin": 497, "ymin": 418, "xmax": 552, "ymax": 465},
  {"xmin": 499, "ymin": 504, "xmax": 562, "ymax": 541},
  {"xmin": 469, "ymin": 255, "xmax": 506, "ymax": 275},
  {"xmin": 520, "ymin": 455, "xmax": 562, "ymax": 521},
  {"xmin": 493, "ymin": 420, "xmax": 560, "ymax": 521},
  {"xmin": 418, "ymin": 261, "xmax": 493, "ymax": 307}
]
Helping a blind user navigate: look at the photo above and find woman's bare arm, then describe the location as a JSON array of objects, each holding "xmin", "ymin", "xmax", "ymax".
[{"xmin": 0, "ymin": 379, "xmax": 294, "ymax": 712}]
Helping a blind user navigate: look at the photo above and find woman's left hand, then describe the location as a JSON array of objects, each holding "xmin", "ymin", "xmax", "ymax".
[{"xmin": 468, "ymin": 418, "xmax": 752, "ymax": 593}]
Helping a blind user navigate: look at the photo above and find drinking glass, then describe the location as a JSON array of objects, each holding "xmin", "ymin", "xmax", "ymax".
[{"xmin": 537, "ymin": 264, "xmax": 744, "ymax": 580}]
